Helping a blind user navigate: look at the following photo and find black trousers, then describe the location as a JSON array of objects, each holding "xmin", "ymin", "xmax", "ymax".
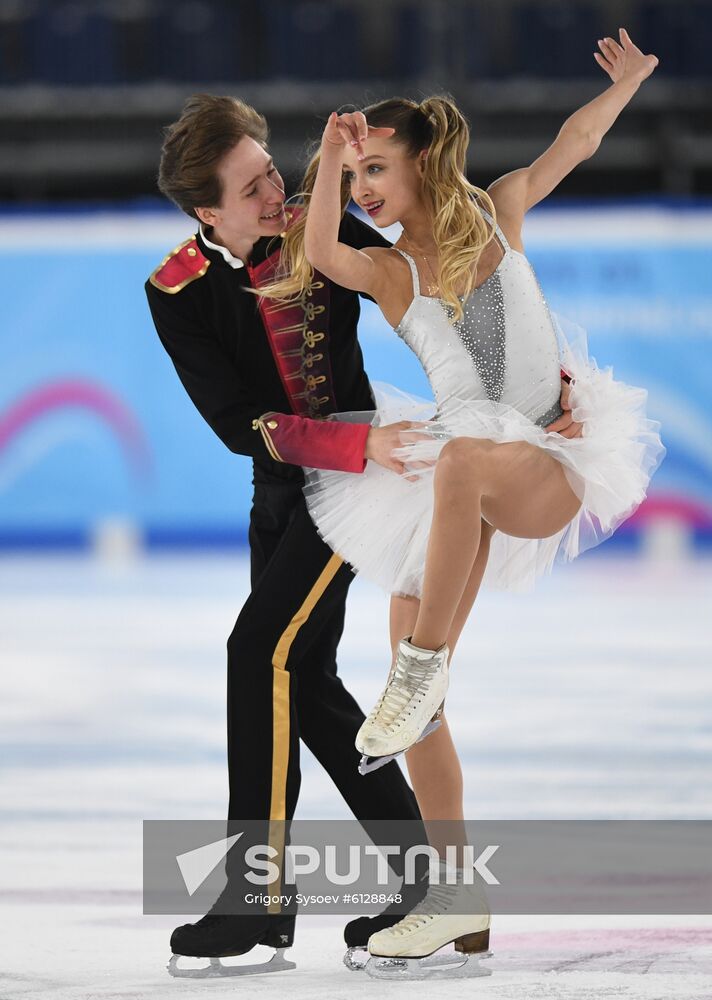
[
  {"xmin": 222, "ymin": 463, "xmax": 425, "ymax": 939},
  {"xmin": 227, "ymin": 462, "xmax": 423, "ymax": 830}
]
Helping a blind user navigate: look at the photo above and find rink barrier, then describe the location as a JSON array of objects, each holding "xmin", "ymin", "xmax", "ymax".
[
  {"xmin": 0, "ymin": 521, "xmax": 708, "ymax": 557},
  {"xmin": 2, "ymin": 203, "xmax": 711, "ymax": 553}
]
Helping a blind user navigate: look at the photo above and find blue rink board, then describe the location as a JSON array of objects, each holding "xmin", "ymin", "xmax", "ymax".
[{"xmin": 1, "ymin": 207, "xmax": 711, "ymax": 550}]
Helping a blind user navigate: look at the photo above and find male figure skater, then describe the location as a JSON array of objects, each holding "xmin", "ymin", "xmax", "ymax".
[{"xmin": 145, "ymin": 94, "xmax": 580, "ymax": 975}]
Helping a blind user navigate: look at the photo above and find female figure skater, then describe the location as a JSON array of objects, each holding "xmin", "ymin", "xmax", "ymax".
[{"xmin": 299, "ymin": 28, "xmax": 664, "ymax": 975}]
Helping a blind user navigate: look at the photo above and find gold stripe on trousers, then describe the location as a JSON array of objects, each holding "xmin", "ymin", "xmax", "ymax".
[{"xmin": 267, "ymin": 551, "xmax": 344, "ymax": 912}]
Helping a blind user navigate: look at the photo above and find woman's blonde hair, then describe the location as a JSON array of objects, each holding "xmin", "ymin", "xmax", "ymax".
[
  {"xmin": 259, "ymin": 95, "xmax": 497, "ymax": 323},
  {"xmin": 257, "ymin": 148, "xmax": 351, "ymax": 302}
]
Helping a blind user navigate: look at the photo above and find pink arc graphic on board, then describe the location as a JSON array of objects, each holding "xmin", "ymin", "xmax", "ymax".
[
  {"xmin": 0, "ymin": 379, "xmax": 152, "ymax": 482},
  {"xmin": 628, "ymin": 493, "xmax": 712, "ymax": 529}
]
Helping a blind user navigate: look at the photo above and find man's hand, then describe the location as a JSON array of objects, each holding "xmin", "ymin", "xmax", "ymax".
[
  {"xmin": 365, "ymin": 421, "xmax": 433, "ymax": 481},
  {"xmin": 368, "ymin": 381, "xmax": 581, "ymax": 479},
  {"xmin": 544, "ymin": 379, "xmax": 583, "ymax": 438}
]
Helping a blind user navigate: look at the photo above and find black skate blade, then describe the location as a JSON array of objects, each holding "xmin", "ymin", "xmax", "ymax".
[
  {"xmin": 358, "ymin": 719, "xmax": 442, "ymax": 776},
  {"xmin": 167, "ymin": 947, "xmax": 295, "ymax": 978}
]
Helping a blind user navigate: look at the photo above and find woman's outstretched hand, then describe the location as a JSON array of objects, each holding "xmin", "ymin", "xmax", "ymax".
[
  {"xmin": 594, "ymin": 27, "xmax": 658, "ymax": 85},
  {"xmin": 322, "ymin": 111, "xmax": 394, "ymax": 160}
]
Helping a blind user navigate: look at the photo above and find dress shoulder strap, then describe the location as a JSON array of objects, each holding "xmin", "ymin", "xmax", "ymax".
[
  {"xmin": 478, "ymin": 206, "xmax": 510, "ymax": 252},
  {"xmin": 394, "ymin": 248, "xmax": 421, "ymax": 298}
]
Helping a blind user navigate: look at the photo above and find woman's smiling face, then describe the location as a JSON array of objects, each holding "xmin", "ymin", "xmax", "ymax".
[{"xmin": 342, "ymin": 135, "xmax": 426, "ymax": 227}]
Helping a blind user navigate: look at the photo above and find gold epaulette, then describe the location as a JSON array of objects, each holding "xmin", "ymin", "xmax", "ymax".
[{"xmin": 149, "ymin": 237, "xmax": 210, "ymax": 293}]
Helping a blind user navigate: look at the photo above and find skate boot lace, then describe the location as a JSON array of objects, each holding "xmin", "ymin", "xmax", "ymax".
[
  {"xmin": 389, "ymin": 881, "xmax": 464, "ymax": 935},
  {"xmin": 367, "ymin": 649, "xmax": 443, "ymax": 733}
]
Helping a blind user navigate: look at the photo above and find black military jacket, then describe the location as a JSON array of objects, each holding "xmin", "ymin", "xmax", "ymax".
[{"xmin": 145, "ymin": 211, "xmax": 390, "ymax": 480}]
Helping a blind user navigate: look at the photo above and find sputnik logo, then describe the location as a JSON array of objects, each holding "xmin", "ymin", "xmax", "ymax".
[{"xmin": 176, "ymin": 833, "xmax": 244, "ymax": 895}]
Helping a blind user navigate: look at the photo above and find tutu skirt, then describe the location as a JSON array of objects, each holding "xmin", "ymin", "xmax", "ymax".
[{"xmin": 302, "ymin": 314, "xmax": 665, "ymax": 596}]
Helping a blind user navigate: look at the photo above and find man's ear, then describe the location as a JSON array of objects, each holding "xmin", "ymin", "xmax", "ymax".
[{"xmin": 195, "ymin": 206, "xmax": 219, "ymax": 226}]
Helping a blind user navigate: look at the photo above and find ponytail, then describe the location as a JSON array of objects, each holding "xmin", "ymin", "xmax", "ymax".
[
  {"xmin": 257, "ymin": 94, "xmax": 498, "ymax": 322},
  {"xmin": 415, "ymin": 96, "xmax": 497, "ymax": 322}
]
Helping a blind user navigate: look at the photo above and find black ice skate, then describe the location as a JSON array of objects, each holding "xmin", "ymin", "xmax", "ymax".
[
  {"xmin": 343, "ymin": 907, "xmax": 413, "ymax": 970},
  {"xmin": 342, "ymin": 864, "xmax": 429, "ymax": 970},
  {"xmin": 167, "ymin": 909, "xmax": 296, "ymax": 978}
]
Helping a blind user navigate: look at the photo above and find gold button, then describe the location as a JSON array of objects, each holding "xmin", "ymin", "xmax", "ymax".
[
  {"xmin": 187, "ymin": 247, "xmax": 197, "ymax": 257},
  {"xmin": 267, "ymin": 420, "xmax": 278, "ymax": 430}
]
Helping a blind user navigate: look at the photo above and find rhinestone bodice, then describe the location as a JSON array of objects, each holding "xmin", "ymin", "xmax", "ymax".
[{"xmin": 394, "ymin": 212, "xmax": 564, "ymax": 428}]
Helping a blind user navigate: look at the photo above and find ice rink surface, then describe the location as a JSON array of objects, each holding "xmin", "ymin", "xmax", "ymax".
[{"xmin": 1, "ymin": 552, "xmax": 711, "ymax": 999}]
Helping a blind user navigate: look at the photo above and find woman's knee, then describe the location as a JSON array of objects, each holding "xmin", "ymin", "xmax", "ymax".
[
  {"xmin": 437, "ymin": 437, "xmax": 492, "ymax": 479},
  {"xmin": 439, "ymin": 436, "xmax": 488, "ymax": 462}
]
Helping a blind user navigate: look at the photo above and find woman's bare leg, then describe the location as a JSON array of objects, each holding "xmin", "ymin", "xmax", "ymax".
[
  {"xmin": 411, "ymin": 438, "xmax": 581, "ymax": 651},
  {"xmin": 388, "ymin": 521, "xmax": 495, "ymax": 864},
  {"xmin": 392, "ymin": 436, "xmax": 580, "ymax": 865}
]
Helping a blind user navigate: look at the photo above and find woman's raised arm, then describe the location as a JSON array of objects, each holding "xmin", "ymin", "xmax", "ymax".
[
  {"xmin": 488, "ymin": 27, "xmax": 659, "ymax": 222},
  {"xmin": 304, "ymin": 111, "xmax": 394, "ymax": 295}
]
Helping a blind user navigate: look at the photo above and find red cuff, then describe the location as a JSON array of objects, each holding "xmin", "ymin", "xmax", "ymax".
[{"xmin": 252, "ymin": 412, "xmax": 370, "ymax": 472}]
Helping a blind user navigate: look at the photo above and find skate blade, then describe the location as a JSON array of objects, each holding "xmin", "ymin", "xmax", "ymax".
[
  {"xmin": 365, "ymin": 948, "xmax": 493, "ymax": 981},
  {"xmin": 167, "ymin": 947, "xmax": 295, "ymax": 978},
  {"xmin": 358, "ymin": 719, "xmax": 442, "ymax": 775},
  {"xmin": 343, "ymin": 945, "xmax": 369, "ymax": 971}
]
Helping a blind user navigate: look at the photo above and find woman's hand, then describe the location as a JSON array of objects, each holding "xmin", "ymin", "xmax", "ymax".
[
  {"xmin": 544, "ymin": 379, "xmax": 583, "ymax": 438},
  {"xmin": 322, "ymin": 111, "xmax": 394, "ymax": 160},
  {"xmin": 594, "ymin": 27, "xmax": 658, "ymax": 85}
]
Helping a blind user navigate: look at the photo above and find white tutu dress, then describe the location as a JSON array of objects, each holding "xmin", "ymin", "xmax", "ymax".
[{"xmin": 302, "ymin": 212, "xmax": 665, "ymax": 596}]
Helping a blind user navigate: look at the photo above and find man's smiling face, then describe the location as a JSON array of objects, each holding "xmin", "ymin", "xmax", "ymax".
[{"xmin": 196, "ymin": 135, "xmax": 287, "ymax": 247}]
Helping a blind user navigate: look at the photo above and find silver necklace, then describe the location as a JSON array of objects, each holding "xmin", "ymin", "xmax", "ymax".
[{"xmin": 400, "ymin": 230, "xmax": 440, "ymax": 296}]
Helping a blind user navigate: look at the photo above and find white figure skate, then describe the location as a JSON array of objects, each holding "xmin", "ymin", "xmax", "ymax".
[
  {"xmin": 356, "ymin": 636, "xmax": 450, "ymax": 775},
  {"xmin": 365, "ymin": 864, "xmax": 492, "ymax": 981}
]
